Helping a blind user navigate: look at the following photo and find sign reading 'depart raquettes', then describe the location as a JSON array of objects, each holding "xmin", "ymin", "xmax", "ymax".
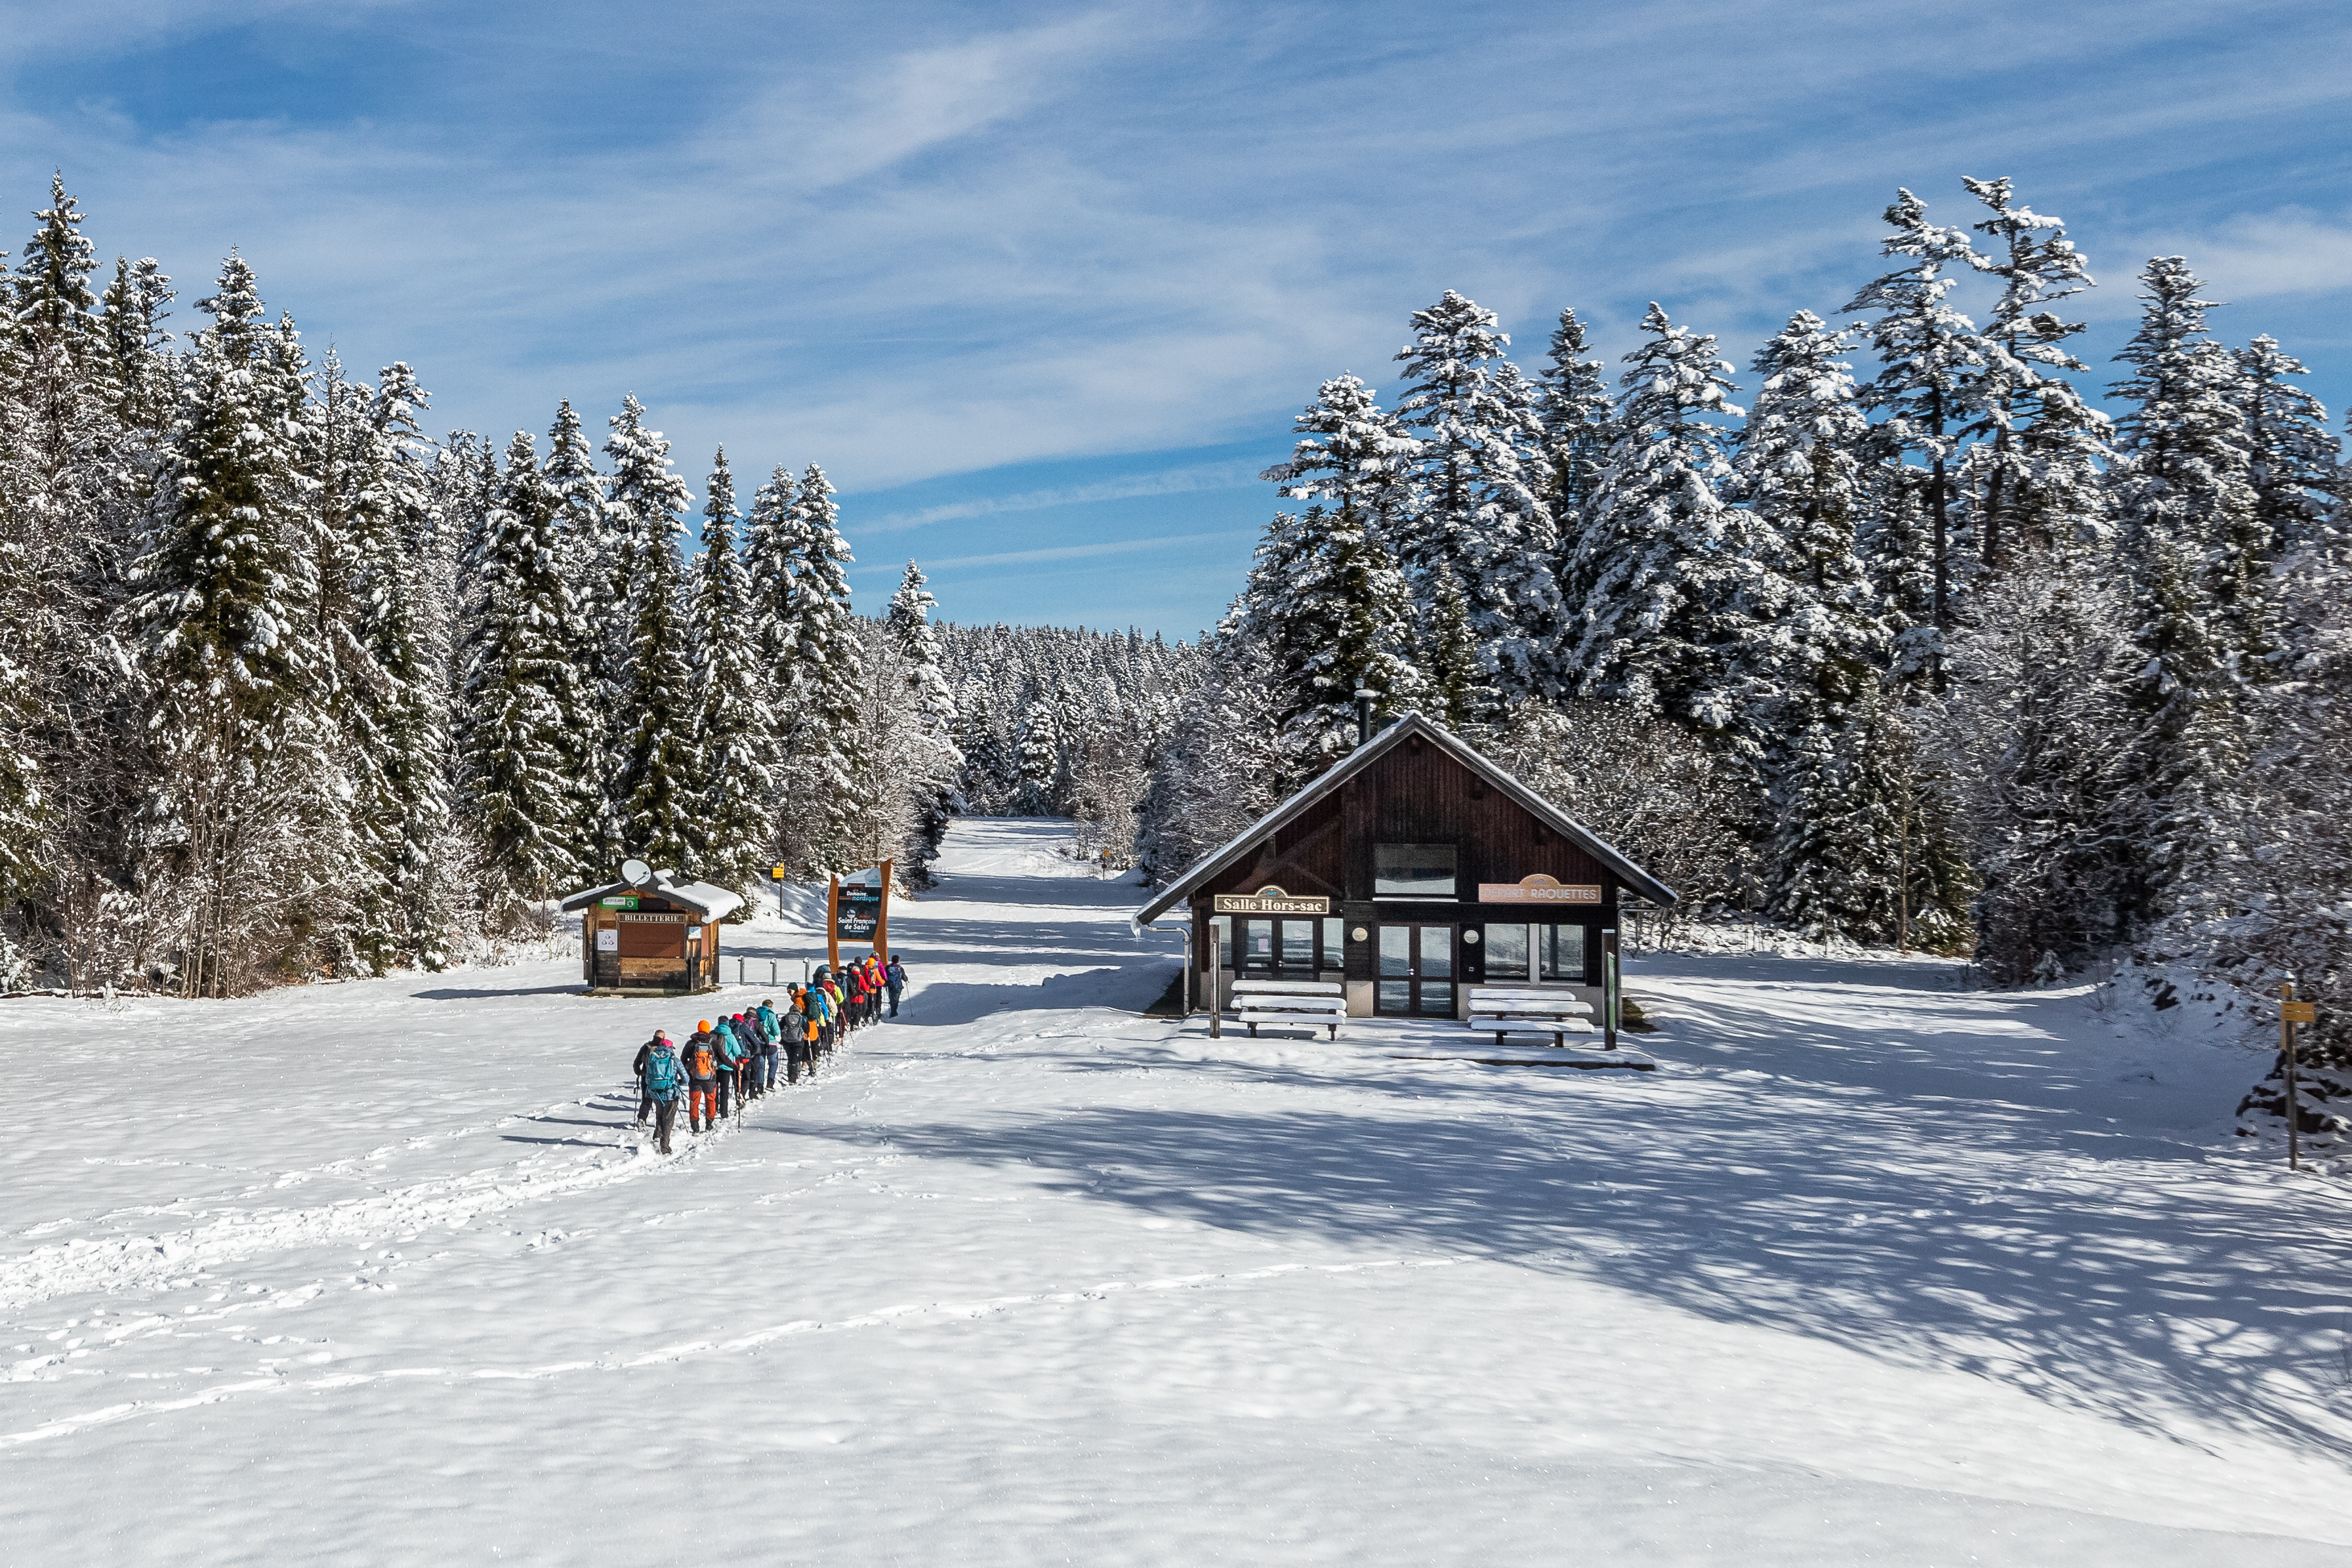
[
  {"xmin": 1213, "ymin": 885, "xmax": 1331, "ymax": 915},
  {"xmin": 1478, "ymin": 874, "xmax": 1602, "ymax": 904}
]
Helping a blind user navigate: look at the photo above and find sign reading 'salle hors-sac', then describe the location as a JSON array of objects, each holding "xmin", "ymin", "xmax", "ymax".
[
  {"xmin": 1479, "ymin": 874, "xmax": 1602, "ymax": 904},
  {"xmin": 1213, "ymin": 885, "xmax": 1331, "ymax": 915}
]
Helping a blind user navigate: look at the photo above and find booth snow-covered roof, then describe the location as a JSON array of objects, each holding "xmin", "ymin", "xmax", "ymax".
[
  {"xmin": 1130, "ymin": 711, "xmax": 1678, "ymax": 930},
  {"xmin": 560, "ymin": 868, "xmax": 746, "ymax": 920}
]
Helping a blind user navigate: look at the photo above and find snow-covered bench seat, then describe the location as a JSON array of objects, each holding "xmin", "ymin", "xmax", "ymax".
[
  {"xmin": 1466, "ymin": 986, "xmax": 1598, "ymax": 1048},
  {"xmin": 1231, "ymin": 980, "xmax": 1346, "ymax": 1040}
]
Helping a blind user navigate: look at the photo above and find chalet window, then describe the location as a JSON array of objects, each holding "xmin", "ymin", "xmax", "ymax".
[
  {"xmin": 1374, "ymin": 843, "xmax": 1456, "ymax": 899},
  {"xmin": 1479, "ymin": 922, "xmax": 1590, "ymax": 983}
]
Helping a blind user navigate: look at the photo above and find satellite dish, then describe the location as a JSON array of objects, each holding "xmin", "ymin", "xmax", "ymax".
[{"xmin": 621, "ymin": 858, "xmax": 653, "ymax": 887}]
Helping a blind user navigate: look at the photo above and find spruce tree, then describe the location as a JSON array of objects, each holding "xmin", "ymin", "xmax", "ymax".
[
  {"xmin": 606, "ymin": 396, "xmax": 699, "ymax": 871},
  {"xmin": 1537, "ymin": 307, "xmax": 1613, "ymax": 545},
  {"xmin": 543, "ymin": 398, "xmax": 621, "ymax": 863},
  {"xmin": 1732, "ymin": 310, "xmax": 1884, "ymax": 732},
  {"xmin": 1392, "ymin": 290, "xmax": 1567, "ymax": 701},
  {"xmin": 1844, "ymin": 190, "xmax": 1990, "ymax": 678},
  {"xmin": 1960, "ymin": 176, "xmax": 2103, "ymax": 570},
  {"xmin": 1237, "ymin": 502, "xmax": 1425, "ymax": 764},
  {"xmin": 777, "ymin": 464, "xmax": 868, "ymax": 868},
  {"xmin": 743, "ymin": 463, "xmax": 802, "ymax": 692},
  {"xmin": 457, "ymin": 432, "xmax": 593, "ymax": 924},
  {"xmin": 688, "ymin": 448, "xmax": 775, "ymax": 898},
  {"xmin": 2107, "ymin": 258, "xmax": 2261, "ymax": 935},
  {"xmin": 1416, "ymin": 559, "xmax": 1483, "ymax": 733},
  {"xmin": 2234, "ymin": 335, "xmax": 2339, "ymax": 556},
  {"xmin": 1258, "ymin": 374, "xmax": 1419, "ymax": 531},
  {"xmin": 128, "ymin": 255, "xmax": 344, "ymax": 995},
  {"xmin": 1570, "ymin": 303, "xmax": 1778, "ymax": 783}
]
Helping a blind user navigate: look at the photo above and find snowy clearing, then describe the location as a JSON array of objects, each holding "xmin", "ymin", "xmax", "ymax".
[{"xmin": 4, "ymin": 817, "xmax": 2348, "ymax": 1565}]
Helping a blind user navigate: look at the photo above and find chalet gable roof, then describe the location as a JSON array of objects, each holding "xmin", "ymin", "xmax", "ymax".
[
  {"xmin": 1131, "ymin": 711, "xmax": 1678, "ymax": 929},
  {"xmin": 560, "ymin": 868, "xmax": 746, "ymax": 921}
]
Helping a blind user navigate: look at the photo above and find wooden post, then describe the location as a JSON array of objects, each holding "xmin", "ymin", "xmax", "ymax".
[
  {"xmin": 2284, "ymin": 981, "xmax": 2302, "ymax": 1172},
  {"xmin": 1601, "ymin": 928, "xmax": 1621, "ymax": 1052},
  {"xmin": 827, "ymin": 875, "xmax": 841, "ymax": 974},
  {"xmin": 875, "ymin": 859, "xmax": 894, "ymax": 961}
]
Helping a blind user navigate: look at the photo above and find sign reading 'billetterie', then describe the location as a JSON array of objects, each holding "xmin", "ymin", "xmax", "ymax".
[
  {"xmin": 1479, "ymin": 874, "xmax": 1602, "ymax": 904},
  {"xmin": 1212, "ymin": 884, "xmax": 1331, "ymax": 915}
]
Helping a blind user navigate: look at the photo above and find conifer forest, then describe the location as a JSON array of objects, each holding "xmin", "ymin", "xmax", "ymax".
[{"xmin": 3, "ymin": 172, "xmax": 2346, "ymax": 1086}]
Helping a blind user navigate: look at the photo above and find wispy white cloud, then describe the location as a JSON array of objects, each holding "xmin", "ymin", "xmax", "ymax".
[
  {"xmin": 857, "ymin": 457, "xmax": 1265, "ymax": 533},
  {"xmin": 871, "ymin": 527, "xmax": 1256, "ymax": 573}
]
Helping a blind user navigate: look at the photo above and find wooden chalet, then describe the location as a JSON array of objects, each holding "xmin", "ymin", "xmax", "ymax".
[
  {"xmin": 560, "ymin": 869, "xmax": 745, "ymax": 995},
  {"xmin": 1132, "ymin": 712, "xmax": 1677, "ymax": 1020}
]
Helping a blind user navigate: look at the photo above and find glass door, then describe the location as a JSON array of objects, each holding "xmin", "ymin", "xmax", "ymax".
[
  {"xmin": 1240, "ymin": 918, "xmax": 1322, "ymax": 979},
  {"xmin": 1376, "ymin": 924, "xmax": 1455, "ymax": 1016}
]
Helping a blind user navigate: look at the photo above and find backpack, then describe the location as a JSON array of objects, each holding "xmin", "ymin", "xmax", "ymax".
[
  {"xmin": 644, "ymin": 1044, "xmax": 682, "ymax": 1100},
  {"xmin": 685, "ymin": 1040, "xmax": 716, "ymax": 1078}
]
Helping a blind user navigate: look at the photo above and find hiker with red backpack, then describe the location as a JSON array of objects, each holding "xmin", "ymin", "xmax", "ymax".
[{"xmin": 683, "ymin": 1021, "xmax": 721, "ymax": 1133}]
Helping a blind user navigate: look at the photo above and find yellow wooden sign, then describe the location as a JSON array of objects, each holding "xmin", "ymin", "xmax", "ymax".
[
  {"xmin": 771, "ymin": 864, "xmax": 789, "ymax": 880},
  {"xmin": 2283, "ymin": 1001, "xmax": 2317, "ymax": 1024}
]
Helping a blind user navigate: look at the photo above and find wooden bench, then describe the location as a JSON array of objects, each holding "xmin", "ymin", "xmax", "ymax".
[
  {"xmin": 1231, "ymin": 979, "xmax": 1347, "ymax": 1040},
  {"xmin": 1466, "ymin": 985, "xmax": 1598, "ymax": 1048}
]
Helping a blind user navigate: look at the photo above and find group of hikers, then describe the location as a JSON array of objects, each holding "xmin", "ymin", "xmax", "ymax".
[{"xmin": 630, "ymin": 952, "xmax": 907, "ymax": 1154}]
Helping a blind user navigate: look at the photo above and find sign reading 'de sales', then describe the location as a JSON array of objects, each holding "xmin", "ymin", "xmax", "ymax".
[{"xmin": 1479, "ymin": 874, "xmax": 1602, "ymax": 905}]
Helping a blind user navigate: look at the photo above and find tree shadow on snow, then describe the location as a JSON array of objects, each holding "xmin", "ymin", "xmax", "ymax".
[{"xmin": 873, "ymin": 1071, "xmax": 2352, "ymax": 1462}]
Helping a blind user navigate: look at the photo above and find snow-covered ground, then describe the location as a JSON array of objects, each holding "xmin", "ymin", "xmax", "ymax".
[{"xmin": 5, "ymin": 817, "xmax": 2349, "ymax": 1565}]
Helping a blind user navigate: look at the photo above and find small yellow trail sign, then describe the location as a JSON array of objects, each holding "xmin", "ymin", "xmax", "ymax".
[{"xmin": 2282, "ymin": 1001, "xmax": 2317, "ymax": 1024}]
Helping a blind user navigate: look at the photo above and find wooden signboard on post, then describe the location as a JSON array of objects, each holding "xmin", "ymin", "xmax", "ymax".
[{"xmin": 831, "ymin": 864, "xmax": 893, "ymax": 968}]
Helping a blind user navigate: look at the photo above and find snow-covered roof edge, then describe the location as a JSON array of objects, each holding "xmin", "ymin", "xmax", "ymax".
[
  {"xmin": 1129, "ymin": 711, "xmax": 1679, "ymax": 934},
  {"xmin": 560, "ymin": 871, "xmax": 746, "ymax": 921}
]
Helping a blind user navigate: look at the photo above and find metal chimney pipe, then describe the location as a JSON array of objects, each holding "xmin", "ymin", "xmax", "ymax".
[{"xmin": 1354, "ymin": 687, "xmax": 1376, "ymax": 747}]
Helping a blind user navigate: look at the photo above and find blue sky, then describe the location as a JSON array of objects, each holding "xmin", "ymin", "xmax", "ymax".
[{"xmin": 5, "ymin": 1, "xmax": 2349, "ymax": 634}]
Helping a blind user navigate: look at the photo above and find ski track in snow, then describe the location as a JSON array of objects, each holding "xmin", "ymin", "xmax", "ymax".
[{"xmin": 7, "ymin": 818, "xmax": 2352, "ymax": 1564}]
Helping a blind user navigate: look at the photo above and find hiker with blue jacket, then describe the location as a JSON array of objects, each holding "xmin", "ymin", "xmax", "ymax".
[
  {"xmin": 712, "ymin": 1016, "xmax": 746, "ymax": 1120},
  {"xmin": 754, "ymin": 999, "xmax": 783, "ymax": 1093},
  {"xmin": 636, "ymin": 1030, "xmax": 684, "ymax": 1155},
  {"xmin": 886, "ymin": 957, "xmax": 907, "ymax": 1018}
]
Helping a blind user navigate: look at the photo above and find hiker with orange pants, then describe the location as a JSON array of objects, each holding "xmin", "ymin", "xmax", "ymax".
[{"xmin": 683, "ymin": 1020, "xmax": 722, "ymax": 1134}]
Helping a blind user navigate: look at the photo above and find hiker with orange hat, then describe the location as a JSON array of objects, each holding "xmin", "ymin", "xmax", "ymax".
[{"xmin": 683, "ymin": 1020, "xmax": 721, "ymax": 1134}]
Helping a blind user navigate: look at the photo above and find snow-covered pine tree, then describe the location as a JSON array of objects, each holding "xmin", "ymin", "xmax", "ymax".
[
  {"xmin": 776, "ymin": 464, "xmax": 869, "ymax": 871},
  {"xmin": 2107, "ymin": 258, "xmax": 2261, "ymax": 935},
  {"xmin": 1536, "ymin": 307, "xmax": 1614, "ymax": 548},
  {"xmin": 1416, "ymin": 559, "xmax": 1482, "ymax": 733},
  {"xmin": 1732, "ymin": 310, "xmax": 1884, "ymax": 732},
  {"xmin": 542, "ymin": 398, "xmax": 621, "ymax": 864},
  {"xmin": 1135, "ymin": 630, "xmax": 1289, "ymax": 880},
  {"xmin": 1, "ymin": 173, "xmax": 150, "ymax": 983},
  {"xmin": 605, "ymin": 396, "xmax": 699, "ymax": 872},
  {"xmin": 99, "ymin": 255, "xmax": 175, "ymax": 438},
  {"xmin": 850, "ymin": 562, "xmax": 964, "ymax": 883},
  {"xmin": 686, "ymin": 449, "xmax": 775, "ymax": 900},
  {"xmin": 1844, "ymin": 189, "xmax": 1991, "ymax": 678},
  {"xmin": 1569, "ymin": 303, "xmax": 1780, "ymax": 787},
  {"xmin": 1392, "ymin": 290, "xmax": 1567, "ymax": 702},
  {"xmin": 1959, "ymin": 176, "xmax": 2105, "ymax": 571},
  {"xmin": 2233, "ymin": 335, "xmax": 2339, "ymax": 557},
  {"xmin": 1236, "ymin": 501, "xmax": 1425, "ymax": 765},
  {"xmin": 457, "ymin": 431, "xmax": 594, "ymax": 926},
  {"xmin": 743, "ymin": 464, "xmax": 802, "ymax": 699},
  {"xmin": 350, "ymin": 363, "xmax": 457, "ymax": 969},
  {"xmin": 1016, "ymin": 697, "xmax": 1062, "ymax": 816},
  {"xmin": 1258, "ymin": 374, "xmax": 1420, "ymax": 535},
  {"xmin": 1935, "ymin": 561, "xmax": 2141, "ymax": 976},
  {"xmin": 127, "ymin": 254, "xmax": 348, "ymax": 995},
  {"xmin": 888, "ymin": 560, "xmax": 958, "ymax": 733}
]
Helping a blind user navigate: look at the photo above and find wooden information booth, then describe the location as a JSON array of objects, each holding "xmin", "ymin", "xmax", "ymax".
[
  {"xmin": 1131, "ymin": 712, "xmax": 1677, "ymax": 1022},
  {"xmin": 561, "ymin": 865, "xmax": 745, "ymax": 995}
]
